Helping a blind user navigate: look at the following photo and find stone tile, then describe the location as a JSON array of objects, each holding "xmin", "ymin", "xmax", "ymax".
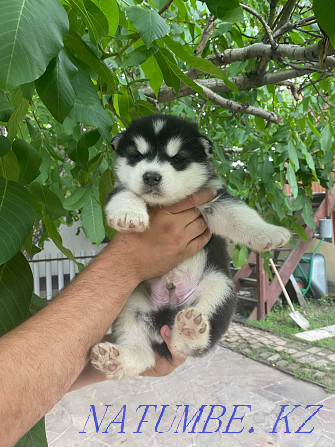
[
  {"xmin": 268, "ymin": 354, "xmax": 281, "ymax": 363},
  {"xmin": 275, "ymin": 346, "xmax": 286, "ymax": 353},
  {"xmin": 328, "ymin": 354, "xmax": 335, "ymax": 362},
  {"xmin": 45, "ymin": 341, "xmax": 334, "ymax": 447},
  {"xmin": 286, "ymin": 348, "xmax": 297, "ymax": 355},
  {"xmin": 264, "ymin": 378, "xmax": 329, "ymax": 405},
  {"xmin": 308, "ymin": 347, "xmax": 323, "ymax": 354}
]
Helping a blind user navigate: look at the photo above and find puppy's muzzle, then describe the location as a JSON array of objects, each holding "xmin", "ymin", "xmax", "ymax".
[{"xmin": 143, "ymin": 172, "xmax": 162, "ymax": 186}]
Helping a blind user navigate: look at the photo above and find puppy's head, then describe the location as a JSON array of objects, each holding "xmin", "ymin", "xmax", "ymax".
[{"xmin": 111, "ymin": 114, "xmax": 214, "ymax": 205}]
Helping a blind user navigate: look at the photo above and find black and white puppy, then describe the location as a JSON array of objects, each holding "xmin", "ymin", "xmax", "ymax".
[{"xmin": 91, "ymin": 114, "xmax": 290, "ymax": 379}]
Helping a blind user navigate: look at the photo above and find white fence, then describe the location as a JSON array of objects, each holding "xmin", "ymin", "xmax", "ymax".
[{"xmin": 29, "ymin": 250, "xmax": 98, "ymax": 300}]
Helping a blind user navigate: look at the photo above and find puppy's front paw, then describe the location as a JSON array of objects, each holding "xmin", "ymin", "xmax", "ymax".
[
  {"xmin": 107, "ymin": 209, "xmax": 149, "ymax": 232},
  {"xmin": 91, "ymin": 342, "xmax": 125, "ymax": 380},
  {"xmin": 171, "ymin": 307, "xmax": 210, "ymax": 357},
  {"xmin": 249, "ymin": 225, "xmax": 291, "ymax": 252}
]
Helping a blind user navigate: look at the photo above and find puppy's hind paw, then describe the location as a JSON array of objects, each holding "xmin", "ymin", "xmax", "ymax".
[
  {"xmin": 91, "ymin": 342, "xmax": 125, "ymax": 380},
  {"xmin": 171, "ymin": 307, "xmax": 210, "ymax": 357}
]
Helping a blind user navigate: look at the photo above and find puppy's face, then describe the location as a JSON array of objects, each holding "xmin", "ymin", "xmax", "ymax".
[{"xmin": 112, "ymin": 115, "xmax": 214, "ymax": 205}]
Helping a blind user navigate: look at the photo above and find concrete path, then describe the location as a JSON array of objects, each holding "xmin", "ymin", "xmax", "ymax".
[{"xmin": 46, "ymin": 345, "xmax": 334, "ymax": 447}]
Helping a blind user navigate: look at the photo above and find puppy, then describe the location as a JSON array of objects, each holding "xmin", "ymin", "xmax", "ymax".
[{"xmin": 91, "ymin": 114, "xmax": 290, "ymax": 379}]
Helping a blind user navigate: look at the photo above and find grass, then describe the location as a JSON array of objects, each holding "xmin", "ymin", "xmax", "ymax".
[{"xmin": 245, "ymin": 295, "xmax": 335, "ymax": 350}]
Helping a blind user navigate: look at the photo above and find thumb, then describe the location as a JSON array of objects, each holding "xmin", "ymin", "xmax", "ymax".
[{"xmin": 160, "ymin": 325, "xmax": 186, "ymax": 365}]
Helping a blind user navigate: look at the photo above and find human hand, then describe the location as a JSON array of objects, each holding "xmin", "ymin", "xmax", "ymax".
[
  {"xmin": 109, "ymin": 188, "xmax": 216, "ymax": 282},
  {"xmin": 140, "ymin": 325, "xmax": 185, "ymax": 377}
]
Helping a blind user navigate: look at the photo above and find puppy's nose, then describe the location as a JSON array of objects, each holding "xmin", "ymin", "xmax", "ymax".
[{"xmin": 143, "ymin": 172, "xmax": 162, "ymax": 186}]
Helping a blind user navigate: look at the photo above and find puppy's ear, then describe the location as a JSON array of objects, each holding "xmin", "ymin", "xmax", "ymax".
[
  {"xmin": 199, "ymin": 135, "xmax": 213, "ymax": 157},
  {"xmin": 111, "ymin": 132, "xmax": 124, "ymax": 151}
]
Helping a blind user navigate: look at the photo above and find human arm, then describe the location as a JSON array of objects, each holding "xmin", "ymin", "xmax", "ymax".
[
  {"xmin": 0, "ymin": 189, "xmax": 215, "ymax": 447},
  {"xmin": 69, "ymin": 325, "xmax": 185, "ymax": 390}
]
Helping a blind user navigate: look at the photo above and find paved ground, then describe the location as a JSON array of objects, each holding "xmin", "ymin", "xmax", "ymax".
[
  {"xmin": 46, "ymin": 338, "xmax": 335, "ymax": 446},
  {"xmin": 220, "ymin": 322, "xmax": 335, "ymax": 394}
]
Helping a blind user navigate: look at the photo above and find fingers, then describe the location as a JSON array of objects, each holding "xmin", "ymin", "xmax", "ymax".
[
  {"xmin": 186, "ymin": 228, "xmax": 212, "ymax": 255},
  {"xmin": 160, "ymin": 326, "xmax": 185, "ymax": 368},
  {"xmin": 184, "ymin": 214, "xmax": 208, "ymax": 240},
  {"xmin": 167, "ymin": 189, "xmax": 217, "ymax": 214}
]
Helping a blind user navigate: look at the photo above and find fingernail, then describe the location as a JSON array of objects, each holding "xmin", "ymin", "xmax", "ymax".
[
  {"xmin": 212, "ymin": 189, "xmax": 217, "ymax": 197},
  {"xmin": 164, "ymin": 326, "xmax": 171, "ymax": 338}
]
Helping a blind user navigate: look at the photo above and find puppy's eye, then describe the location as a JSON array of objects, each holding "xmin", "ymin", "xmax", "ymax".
[
  {"xmin": 172, "ymin": 153, "xmax": 186, "ymax": 162},
  {"xmin": 130, "ymin": 150, "xmax": 144, "ymax": 161}
]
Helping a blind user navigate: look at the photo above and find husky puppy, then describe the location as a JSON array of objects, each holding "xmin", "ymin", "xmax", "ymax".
[{"xmin": 91, "ymin": 114, "xmax": 290, "ymax": 379}]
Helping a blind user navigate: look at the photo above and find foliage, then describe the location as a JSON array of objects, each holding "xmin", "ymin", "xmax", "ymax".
[{"xmin": 0, "ymin": 0, "xmax": 335, "ymax": 444}]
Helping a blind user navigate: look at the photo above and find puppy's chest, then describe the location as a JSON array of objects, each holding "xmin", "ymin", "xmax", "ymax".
[{"xmin": 147, "ymin": 250, "xmax": 207, "ymax": 309}]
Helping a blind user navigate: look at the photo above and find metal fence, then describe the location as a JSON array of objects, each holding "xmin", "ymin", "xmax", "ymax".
[{"xmin": 28, "ymin": 250, "xmax": 98, "ymax": 300}]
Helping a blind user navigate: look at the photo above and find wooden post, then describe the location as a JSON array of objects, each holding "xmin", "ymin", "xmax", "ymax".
[{"xmin": 256, "ymin": 254, "xmax": 267, "ymax": 321}]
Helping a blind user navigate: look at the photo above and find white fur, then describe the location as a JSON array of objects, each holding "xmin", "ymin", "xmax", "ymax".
[
  {"xmin": 105, "ymin": 190, "xmax": 149, "ymax": 232},
  {"xmin": 165, "ymin": 137, "xmax": 182, "ymax": 157},
  {"xmin": 91, "ymin": 288, "xmax": 155, "ymax": 379},
  {"xmin": 134, "ymin": 136, "xmax": 150, "ymax": 155},
  {"xmin": 153, "ymin": 119, "xmax": 166, "ymax": 135},
  {"xmin": 114, "ymin": 157, "xmax": 209, "ymax": 206},
  {"xmin": 198, "ymin": 201, "xmax": 291, "ymax": 251}
]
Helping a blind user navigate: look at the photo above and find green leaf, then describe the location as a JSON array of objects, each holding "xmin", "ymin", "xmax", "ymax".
[
  {"xmin": 141, "ymin": 56, "xmax": 163, "ymax": 98},
  {"xmin": 68, "ymin": 128, "xmax": 101, "ymax": 167},
  {"xmin": 320, "ymin": 125, "xmax": 332, "ymax": 152},
  {"xmin": 287, "ymin": 140, "xmax": 299, "ymax": 171},
  {"xmin": 12, "ymin": 139, "xmax": 42, "ymax": 185},
  {"xmin": 99, "ymin": 0, "xmax": 119, "ymax": 36},
  {"xmin": 155, "ymin": 48, "xmax": 203, "ymax": 96},
  {"xmin": 0, "ymin": 136, "xmax": 11, "ymax": 157},
  {"xmin": 287, "ymin": 163, "xmax": 298, "ymax": 198},
  {"xmin": 261, "ymin": 159, "xmax": 274, "ymax": 184},
  {"xmin": 0, "ymin": 251, "xmax": 33, "ymax": 336},
  {"xmin": 6, "ymin": 93, "xmax": 29, "ymax": 142},
  {"xmin": 35, "ymin": 49, "xmax": 78, "ymax": 123},
  {"xmin": 15, "ymin": 417, "xmax": 48, "ymax": 447},
  {"xmin": 0, "ymin": 0, "xmax": 69, "ymax": 91},
  {"xmin": 302, "ymin": 198, "xmax": 316, "ymax": 229},
  {"xmin": 232, "ymin": 245, "xmax": 249, "ymax": 269},
  {"xmin": 292, "ymin": 221, "xmax": 309, "ymax": 242},
  {"xmin": 163, "ymin": 36, "xmax": 239, "ymax": 92},
  {"xmin": 154, "ymin": 49, "xmax": 180, "ymax": 93},
  {"xmin": 68, "ymin": 70, "xmax": 113, "ymax": 141},
  {"xmin": 67, "ymin": 0, "xmax": 109, "ymax": 44},
  {"xmin": 65, "ymin": 32, "xmax": 118, "ymax": 92},
  {"xmin": 0, "ymin": 151, "xmax": 19, "ymax": 181},
  {"xmin": 204, "ymin": 0, "xmax": 243, "ymax": 22},
  {"xmin": 29, "ymin": 183, "xmax": 66, "ymax": 221},
  {"xmin": 120, "ymin": 45, "xmax": 158, "ymax": 68},
  {"xmin": 42, "ymin": 208, "xmax": 83, "ymax": 268},
  {"xmin": 0, "ymin": 91, "xmax": 14, "ymax": 122},
  {"xmin": 313, "ymin": 0, "xmax": 335, "ymax": 47},
  {"xmin": 81, "ymin": 195, "xmax": 105, "ymax": 245},
  {"xmin": 28, "ymin": 293, "xmax": 47, "ymax": 317},
  {"xmin": 127, "ymin": 6, "xmax": 170, "ymax": 46},
  {"xmin": 63, "ymin": 187, "xmax": 91, "ymax": 210},
  {"xmin": 0, "ymin": 177, "xmax": 35, "ymax": 265},
  {"xmin": 99, "ymin": 168, "xmax": 114, "ymax": 207}
]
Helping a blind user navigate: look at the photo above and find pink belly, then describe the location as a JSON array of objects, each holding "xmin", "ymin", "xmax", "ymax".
[{"xmin": 150, "ymin": 276, "xmax": 199, "ymax": 309}]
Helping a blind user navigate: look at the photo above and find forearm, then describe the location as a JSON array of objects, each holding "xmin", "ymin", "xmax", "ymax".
[{"xmin": 0, "ymin": 243, "xmax": 138, "ymax": 447}]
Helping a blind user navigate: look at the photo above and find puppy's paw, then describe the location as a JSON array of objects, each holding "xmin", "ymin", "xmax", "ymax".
[
  {"xmin": 107, "ymin": 209, "xmax": 149, "ymax": 232},
  {"xmin": 248, "ymin": 225, "xmax": 291, "ymax": 252},
  {"xmin": 91, "ymin": 342, "xmax": 125, "ymax": 380},
  {"xmin": 171, "ymin": 307, "xmax": 210, "ymax": 357}
]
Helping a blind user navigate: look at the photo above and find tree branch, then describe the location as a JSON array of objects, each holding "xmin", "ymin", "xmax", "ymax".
[
  {"xmin": 158, "ymin": 0, "xmax": 174, "ymax": 15},
  {"xmin": 209, "ymin": 42, "xmax": 334, "ymax": 66},
  {"xmin": 140, "ymin": 60, "xmax": 335, "ymax": 103},
  {"xmin": 195, "ymin": 82, "xmax": 282, "ymax": 123},
  {"xmin": 241, "ymin": 3, "xmax": 278, "ymax": 49}
]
